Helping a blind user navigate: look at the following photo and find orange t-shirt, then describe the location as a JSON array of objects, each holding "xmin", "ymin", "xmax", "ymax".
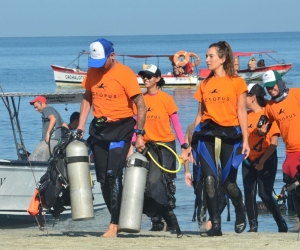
[
  {"xmin": 134, "ymin": 90, "xmax": 177, "ymax": 142},
  {"xmin": 82, "ymin": 62, "xmax": 141, "ymax": 120},
  {"xmin": 247, "ymin": 109, "xmax": 280, "ymax": 162},
  {"xmin": 194, "ymin": 75, "xmax": 247, "ymax": 126},
  {"xmin": 265, "ymin": 88, "xmax": 300, "ymax": 152}
]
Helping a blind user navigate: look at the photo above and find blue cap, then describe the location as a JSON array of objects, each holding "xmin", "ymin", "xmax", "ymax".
[{"xmin": 88, "ymin": 38, "xmax": 114, "ymax": 68}]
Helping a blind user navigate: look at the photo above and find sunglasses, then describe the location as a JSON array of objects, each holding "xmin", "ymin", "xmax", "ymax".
[{"xmin": 141, "ymin": 74, "xmax": 154, "ymax": 80}]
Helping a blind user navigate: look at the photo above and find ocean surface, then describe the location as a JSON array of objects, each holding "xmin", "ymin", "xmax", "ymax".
[{"xmin": 0, "ymin": 33, "xmax": 300, "ymax": 232}]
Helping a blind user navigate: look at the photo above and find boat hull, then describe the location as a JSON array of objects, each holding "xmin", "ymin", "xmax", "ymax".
[
  {"xmin": 198, "ymin": 63, "xmax": 292, "ymax": 81},
  {"xmin": 0, "ymin": 160, "xmax": 105, "ymax": 220},
  {"xmin": 51, "ymin": 65, "xmax": 199, "ymax": 87}
]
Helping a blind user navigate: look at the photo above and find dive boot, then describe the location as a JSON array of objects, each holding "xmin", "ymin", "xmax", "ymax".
[
  {"xmin": 150, "ymin": 217, "xmax": 164, "ymax": 231},
  {"xmin": 276, "ymin": 216, "xmax": 288, "ymax": 232},
  {"xmin": 200, "ymin": 220, "xmax": 222, "ymax": 237},
  {"xmin": 247, "ymin": 219, "xmax": 258, "ymax": 232},
  {"xmin": 235, "ymin": 205, "xmax": 247, "ymax": 233}
]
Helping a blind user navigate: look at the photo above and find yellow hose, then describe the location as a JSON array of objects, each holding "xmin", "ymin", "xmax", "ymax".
[{"xmin": 147, "ymin": 142, "xmax": 183, "ymax": 173}]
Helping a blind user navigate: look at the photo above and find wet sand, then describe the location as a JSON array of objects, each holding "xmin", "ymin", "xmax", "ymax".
[{"xmin": 1, "ymin": 227, "xmax": 300, "ymax": 250}]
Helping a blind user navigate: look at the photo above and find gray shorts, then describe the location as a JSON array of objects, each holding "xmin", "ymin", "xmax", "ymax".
[{"xmin": 28, "ymin": 140, "xmax": 59, "ymax": 161}]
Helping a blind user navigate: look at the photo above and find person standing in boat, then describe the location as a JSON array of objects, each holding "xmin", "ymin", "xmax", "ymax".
[
  {"xmin": 132, "ymin": 64, "xmax": 189, "ymax": 231},
  {"xmin": 258, "ymin": 70, "xmax": 300, "ymax": 227},
  {"xmin": 29, "ymin": 96, "xmax": 68, "ymax": 161},
  {"xmin": 77, "ymin": 38, "xmax": 147, "ymax": 238},
  {"xmin": 192, "ymin": 41, "xmax": 250, "ymax": 237},
  {"xmin": 242, "ymin": 83, "xmax": 287, "ymax": 232}
]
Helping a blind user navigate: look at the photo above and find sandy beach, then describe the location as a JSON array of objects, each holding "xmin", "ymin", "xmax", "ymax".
[{"xmin": 0, "ymin": 227, "xmax": 299, "ymax": 250}]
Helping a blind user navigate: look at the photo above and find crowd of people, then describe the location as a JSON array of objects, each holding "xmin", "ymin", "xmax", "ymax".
[{"xmin": 29, "ymin": 37, "xmax": 300, "ymax": 238}]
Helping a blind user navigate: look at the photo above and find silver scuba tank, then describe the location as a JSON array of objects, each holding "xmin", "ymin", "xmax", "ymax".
[
  {"xmin": 66, "ymin": 140, "xmax": 94, "ymax": 221},
  {"xmin": 118, "ymin": 152, "xmax": 149, "ymax": 233}
]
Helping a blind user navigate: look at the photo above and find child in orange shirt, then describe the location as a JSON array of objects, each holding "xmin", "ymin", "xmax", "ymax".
[{"xmin": 242, "ymin": 83, "xmax": 287, "ymax": 232}]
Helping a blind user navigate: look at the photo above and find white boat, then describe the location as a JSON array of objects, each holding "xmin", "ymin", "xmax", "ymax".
[
  {"xmin": 199, "ymin": 50, "xmax": 292, "ymax": 81},
  {"xmin": 51, "ymin": 52, "xmax": 201, "ymax": 87},
  {"xmin": 0, "ymin": 90, "xmax": 106, "ymax": 221}
]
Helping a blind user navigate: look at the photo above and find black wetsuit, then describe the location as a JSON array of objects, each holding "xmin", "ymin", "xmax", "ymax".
[
  {"xmin": 242, "ymin": 151, "xmax": 283, "ymax": 224},
  {"xmin": 90, "ymin": 117, "xmax": 134, "ymax": 224},
  {"xmin": 192, "ymin": 120, "xmax": 246, "ymax": 235}
]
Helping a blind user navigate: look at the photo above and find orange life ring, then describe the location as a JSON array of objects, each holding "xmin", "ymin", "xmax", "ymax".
[
  {"xmin": 173, "ymin": 51, "xmax": 190, "ymax": 67},
  {"xmin": 188, "ymin": 52, "xmax": 200, "ymax": 67}
]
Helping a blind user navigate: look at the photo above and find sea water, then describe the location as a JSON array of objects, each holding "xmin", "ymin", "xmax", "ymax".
[{"xmin": 0, "ymin": 33, "xmax": 300, "ymax": 232}]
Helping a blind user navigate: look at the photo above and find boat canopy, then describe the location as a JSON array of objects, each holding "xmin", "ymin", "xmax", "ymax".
[
  {"xmin": 0, "ymin": 90, "xmax": 85, "ymax": 104},
  {"xmin": 233, "ymin": 51, "xmax": 275, "ymax": 57}
]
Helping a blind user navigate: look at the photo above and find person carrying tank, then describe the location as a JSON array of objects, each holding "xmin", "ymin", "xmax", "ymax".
[
  {"xmin": 257, "ymin": 70, "xmax": 300, "ymax": 226},
  {"xmin": 133, "ymin": 64, "xmax": 189, "ymax": 232},
  {"xmin": 192, "ymin": 41, "xmax": 249, "ymax": 237},
  {"xmin": 243, "ymin": 83, "xmax": 287, "ymax": 232},
  {"xmin": 77, "ymin": 38, "xmax": 147, "ymax": 238}
]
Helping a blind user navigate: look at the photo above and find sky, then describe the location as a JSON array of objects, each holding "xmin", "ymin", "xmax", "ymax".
[{"xmin": 1, "ymin": 0, "xmax": 299, "ymax": 37}]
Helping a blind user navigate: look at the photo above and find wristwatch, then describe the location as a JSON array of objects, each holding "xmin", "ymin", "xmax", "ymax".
[
  {"xmin": 134, "ymin": 129, "xmax": 145, "ymax": 136},
  {"xmin": 181, "ymin": 143, "xmax": 189, "ymax": 149}
]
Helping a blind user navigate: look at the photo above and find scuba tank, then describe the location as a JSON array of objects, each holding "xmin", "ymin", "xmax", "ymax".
[
  {"xmin": 66, "ymin": 137, "xmax": 94, "ymax": 221},
  {"xmin": 118, "ymin": 152, "xmax": 149, "ymax": 233}
]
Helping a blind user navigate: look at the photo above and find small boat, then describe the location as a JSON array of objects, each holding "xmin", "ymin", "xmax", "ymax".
[
  {"xmin": 199, "ymin": 50, "xmax": 292, "ymax": 81},
  {"xmin": 51, "ymin": 51, "xmax": 201, "ymax": 87},
  {"xmin": 0, "ymin": 90, "xmax": 106, "ymax": 220}
]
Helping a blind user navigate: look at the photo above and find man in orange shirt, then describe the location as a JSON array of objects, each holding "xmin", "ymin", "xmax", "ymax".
[
  {"xmin": 77, "ymin": 38, "xmax": 146, "ymax": 238},
  {"xmin": 258, "ymin": 70, "xmax": 300, "ymax": 223}
]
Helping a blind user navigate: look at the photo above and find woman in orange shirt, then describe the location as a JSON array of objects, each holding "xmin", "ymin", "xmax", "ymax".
[
  {"xmin": 136, "ymin": 64, "xmax": 189, "ymax": 232},
  {"xmin": 242, "ymin": 83, "xmax": 287, "ymax": 232},
  {"xmin": 192, "ymin": 41, "xmax": 250, "ymax": 237}
]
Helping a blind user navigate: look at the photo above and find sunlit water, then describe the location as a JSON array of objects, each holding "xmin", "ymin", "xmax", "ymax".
[{"xmin": 0, "ymin": 33, "xmax": 300, "ymax": 232}]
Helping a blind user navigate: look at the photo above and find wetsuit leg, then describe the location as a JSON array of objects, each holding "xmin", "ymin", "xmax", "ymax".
[
  {"xmin": 193, "ymin": 164, "xmax": 206, "ymax": 225},
  {"xmin": 257, "ymin": 151, "xmax": 287, "ymax": 232},
  {"xmin": 242, "ymin": 161, "xmax": 258, "ymax": 231},
  {"xmin": 291, "ymin": 191, "xmax": 300, "ymax": 219},
  {"xmin": 221, "ymin": 138, "xmax": 246, "ymax": 233},
  {"xmin": 197, "ymin": 137, "xmax": 222, "ymax": 236},
  {"xmin": 91, "ymin": 141, "xmax": 111, "ymax": 212},
  {"xmin": 92, "ymin": 140, "xmax": 130, "ymax": 224}
]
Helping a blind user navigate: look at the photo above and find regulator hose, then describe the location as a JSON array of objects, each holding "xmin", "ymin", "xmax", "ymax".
[{"xmin": 146, "ymin": 142, "xmax": 183, "ymax": 174}]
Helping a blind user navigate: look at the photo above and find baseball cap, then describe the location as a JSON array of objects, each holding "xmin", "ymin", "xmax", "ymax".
[
  {"xmin": 247, "ymin": 83, "xmax": 266, "ymax": 98},
  {"xmin": 30, "ymin": 96, "xmax": 47, "ymax": 105},
  {"xmin": 88, "ymin": 38, "xmax": 114, "ymax": 68},
  {"xmin": 262, "ymin": 70, "xmax": 282, "ymax": 88},
  {"xmin": 138, "ymin": 64, "xmax": 161, "ymax": 77}
]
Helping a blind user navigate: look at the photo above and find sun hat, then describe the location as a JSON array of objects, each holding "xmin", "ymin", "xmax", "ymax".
[
  {"xmin": 247, "ymin": 83, "xmax": 266, "ymax": 98},
  {"xmin": 262, "ymin": 70, "xmax": 282, "ymax": 88},
  {"xmin": 29, "ymin": 96, "xmax": 47, "ymax": 105},
  {"xmin": 88, "ymin": 38, "xmax": 114, "ymax": 68}
]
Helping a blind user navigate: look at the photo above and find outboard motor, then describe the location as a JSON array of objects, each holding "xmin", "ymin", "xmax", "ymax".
[
  {"xmin": 118, "ymin": 152, "xmax": 149, "ymax": 233},
  {"xmin": 66, "ymin": 131, "xmax": 94, "ymax": 221}
]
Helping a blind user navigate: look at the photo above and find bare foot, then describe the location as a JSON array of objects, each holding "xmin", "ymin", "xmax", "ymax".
[
  {"xmin": 205, "ymin": 220, "xmax": 212, "ymax": 231},
  {"xmin": 101, "ymin": 223, "xmax": 118, "ymax": 238}
]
